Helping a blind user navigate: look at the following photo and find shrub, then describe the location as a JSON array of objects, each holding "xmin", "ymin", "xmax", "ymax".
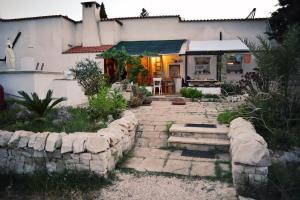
[
  {"xmin": 203, "ymin": 94, "xmax": 220, "ymax": 99},
  {"xmin": 16, "ymin": 90, "xmax": 66, "ymax": 118},
  {"xmin": 129, "ymin": 85, "xmax": 152, "ymax": 107},
  {"xmin": 88, "ymin": 86, "xmax": 126, "ymax": 120},
  {"xmin": 71, "ymin": 59, "xmax": 107, "ymax": 96},
  {"xmin": 180, "ymin": 87, "xmax": 202, "ymax": 100},
  {"xmin": 221, "ymin": 83, "xmax": 242, "ymax": 96}
]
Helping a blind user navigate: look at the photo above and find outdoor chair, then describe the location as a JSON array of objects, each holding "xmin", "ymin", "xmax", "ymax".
[{"xmin": 153, "ymin": 78, "xmax": 162, "ymax": 95}]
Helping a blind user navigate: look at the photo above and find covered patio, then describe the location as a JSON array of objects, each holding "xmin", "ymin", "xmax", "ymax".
[
  {"xmin": 184, "ymin": 39, "xmax": 251, "ymax": 94},
  {"xmin": 106, "ymin": 40, "xmax": 187, "ymax": 94}
]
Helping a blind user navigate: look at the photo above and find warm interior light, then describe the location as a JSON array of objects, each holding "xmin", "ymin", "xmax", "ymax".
[{"xmin": 227, "ymin": 62, "xmax": 234, "ymax": 65}]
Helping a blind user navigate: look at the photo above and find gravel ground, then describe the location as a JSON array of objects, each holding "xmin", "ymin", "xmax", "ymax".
[{"xmin": 97, "ymin": 171, "xmax": 237, "ymax": 200}]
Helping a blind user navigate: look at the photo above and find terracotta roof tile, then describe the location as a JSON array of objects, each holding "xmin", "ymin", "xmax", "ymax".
[{"xmin": 63, "ymin": 45, "xmax": 113, "ymax": 54}]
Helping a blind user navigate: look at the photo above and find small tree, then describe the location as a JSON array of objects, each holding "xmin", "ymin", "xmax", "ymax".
[
  {"xmin": 17, "ymin": 90, "xmax": 66, "ymax": 118},
  {"xmin": 101, "ymin": 47, "xmax": 131, "ymax": 81},
  {"xmin": 140, "ymin": 8, "xmax": 149, "ymax": 17},
  {"xmin": 71, "ymin": 58, "xmax": 107, "ymax": 96},
  {"xmin": 99, "ymin": 2, "xmax": 108, "ymax": 19}
]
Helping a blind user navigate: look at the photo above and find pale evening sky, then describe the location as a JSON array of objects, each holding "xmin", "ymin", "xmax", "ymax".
[{"xmin": 0, "ymin": 0, "xmax": 278, "ymax": 21}]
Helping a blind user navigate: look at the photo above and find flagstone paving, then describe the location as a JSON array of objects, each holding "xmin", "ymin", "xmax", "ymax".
[{"xmin": 122, "ymin": 101, "xmax": 233, "ymax": 177}]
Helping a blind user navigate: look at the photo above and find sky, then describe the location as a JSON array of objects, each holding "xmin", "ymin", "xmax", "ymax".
[{"xmin": 0, "ymin": 0, "xmax": 279, "ymax": 21}]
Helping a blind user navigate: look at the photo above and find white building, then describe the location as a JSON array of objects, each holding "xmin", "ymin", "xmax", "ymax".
[{"xmin": 0, "ymin": 1, "xmax": 269, "ymax": 103}]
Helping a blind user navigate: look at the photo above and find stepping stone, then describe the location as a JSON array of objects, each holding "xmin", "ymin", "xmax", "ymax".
[
  {"xmin": 163, "ymin": 159, "xmax": 191, "ymax": 175},
  {"xmin": 190, "ymin": 162, "xmax": 215, "ymax": 177},
  {"xmin": 172, "ymin": 98, "xmax": 186, "ymax": 105}
]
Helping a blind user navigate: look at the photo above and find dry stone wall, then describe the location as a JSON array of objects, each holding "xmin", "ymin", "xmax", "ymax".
[
  {"xmin": 0, "ymin": 110, "xmax": 138, "ymax": 177},
  {"xmin": 229, "ymin": 117, "xmax": 271, "ymax": 195}
]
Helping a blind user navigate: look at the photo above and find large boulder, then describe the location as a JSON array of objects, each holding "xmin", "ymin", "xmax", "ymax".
[{"xmin": 229, "ymin": 118, "xmax": 271, "ymax": 167}]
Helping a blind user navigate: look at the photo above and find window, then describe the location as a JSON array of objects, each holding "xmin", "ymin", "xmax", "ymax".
[
  {"xmin": 226, "ymin": 54, "xmax": 243, "ymax": 74},
  {"xmin": 194, "ymin": 57, "xmax": 210, "ymax": 75}
]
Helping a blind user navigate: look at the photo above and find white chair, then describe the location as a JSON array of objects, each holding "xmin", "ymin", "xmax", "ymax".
[{"xmin": 153, "ymin": 78, "xmax": 162, "ymax": 95}]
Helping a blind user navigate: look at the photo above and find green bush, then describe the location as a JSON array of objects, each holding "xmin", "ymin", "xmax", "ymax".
[
  {"xmin": 203, "ymin": 94, "xmax": 220, "ymax": 99},
  {"xmin": 71, "ymin": 59, "xmax": 107, "ymax": 96},
  {"xmin": 88, "ymin": 86, "xmax": 126, "ymax": 120},
  {"xmin": 221, "ymin": 83, "xmax": 242, "ymax": 96},
  {"xmin": 180, "ymin": 88, "xmax": 202, "ymax": 100}
]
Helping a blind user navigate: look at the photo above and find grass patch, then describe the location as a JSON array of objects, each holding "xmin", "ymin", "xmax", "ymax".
[
  {"xmin": 217, "ymin": 109, "xmax": 241, "ymax": 124},
  {"xmin": 0, "ymin": 107, "xmax": 105, "ymax": 133},
  {"xmin": 214, "ymin": 161, "xmax": 232, "ymax": 184},
  {"xmin": 165, "ymin": 121, "xmax": 174, "ymax": 137},
  {"xmin": 0, "ymin": 170, "xmax": 116, "ymax": 199},
  {"xmin": 159, "ymin": 146, "xmax": 181, "ymax": 152}
]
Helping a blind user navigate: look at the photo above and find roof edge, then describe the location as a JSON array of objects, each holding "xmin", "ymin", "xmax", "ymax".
[{"xmin": 0, "ymin": 15, "xmax": 79, "ymax": 23}]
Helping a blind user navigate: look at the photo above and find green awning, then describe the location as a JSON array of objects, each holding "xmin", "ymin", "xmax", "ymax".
[{"xmin": 112, "ymin": 40, "xmax": 186, "ymax": 55}]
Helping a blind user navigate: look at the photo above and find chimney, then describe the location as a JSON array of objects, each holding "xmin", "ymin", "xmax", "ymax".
[{"xmin": 81, "ymin": 1, "xmax": 101, "ymax": 47}]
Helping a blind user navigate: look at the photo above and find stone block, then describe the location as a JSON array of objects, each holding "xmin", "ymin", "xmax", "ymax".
[
  {"xmin": 0, "ymin": 131, "xmax": 14, "ymax": 147},
  {"xmin": 70, "ymin": 153, "xmax": 80, "ymax": 163},
  {"xmin": 76, "ymin": 163, "xmax": 89, "ymax": 171},
  {"xmin": 0, "ymin": 149, "xmax": 8, "ymax": 158},
  {"xmin": 73, "ymin": 135, "xmax": 87, "ymax": 153},
  {"xmin": 80, "ymin": 153, "xmax": 91, "ymax": 165},
  {"xmin": 85, "ymin": 136, "xmax": 109, "ymax": 153},
  {"xmin": 33, "ymin": 132, "xmax": 49, "ymax": 151},
  {"xmin": 90, "ymin": 160, "xmax": 108, "ymax": 173},
  {"xmin": 17, "ymin": 131, "xmax": 32, "ymax": 148},
  {"xmin": 45, "ymin": 133, "xmax": 64, "ymax": 152},
  {"xmin": 33, "ymin": 150, "xmax": 45, "ymax": 158},
  {"xmin": 255, "ymin": 167, "xmax": 268, "ymax": 175},
  {"xmin": 61, "ymin": 134, "xmax": 76, "ymax": 154},
  {"xmin": 28, "ymin": 134, "xmax": 37, "ymax": 148},
  {"xmin": 8, "ymin": 131, "xmax": 21, "ymax": 147}
]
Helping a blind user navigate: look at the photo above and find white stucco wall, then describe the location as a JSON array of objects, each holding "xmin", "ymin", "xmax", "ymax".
[
  {"xmin": 100, "ymin": 17, "xmax": 267, "ymax": 44},
  {"xmin": 0, "ymin": 17, "xmax": 78, "ymax": 72},
  {"xmin": 0, "ymin": 71, "xmax": 62, "ymax": 98},
  {"xmin": 82, "ymin": 3, "xmax": 101, "ymax": 46},
  {"xmin": 62, "ymin": 53, "xmax": 104, "ymax": 72}
]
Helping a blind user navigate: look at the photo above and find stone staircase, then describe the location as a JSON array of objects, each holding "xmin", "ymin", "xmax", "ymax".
[{"xmin": 167, "ymin": 123, "xmax": 230, "ymax": 152}]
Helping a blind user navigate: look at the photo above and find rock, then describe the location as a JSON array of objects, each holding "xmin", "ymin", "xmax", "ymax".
[
  {"xmin": 73, "ymin": 134, "xmax": 88, "ymax": 153},
  {"xmin": 239, "ymin": 196, "xmax": 256, "ymax": 200},
  {"xmin": 61, "ymin": 134, "xmax": 76, "ymax": 154},
  {"xmin": 28, "ymin": 134, "xmax": 38, "ymax": 148},
  {"xmin": 17, "ymin": 131, "xmax": 32, "ymax": 148},
  {"xmin": 8, "ymin": 131, "xmax": 21, "ymax": 147},
  {"xmin": 86, "ymin": 136, "xmax": 109, "ymax": 153},
  {"xmin": 111, "ymin": 82, "xmax": 123, "ymax": 92},
  {"xmin": 107, "ymin": 115, "xmax": 114, "ymax": 124},
  {"xmin": 33, "ymin": 132, "xmax": 49, "ymax": 151},
  {"xmin": 90, "ymin": 160, "xmax": 108, "ymax": 174},
  {"xmin": 230, "ymin": 118, "xmax": 271, "ymax": 167},
  {"xmin": 45, "ymin": 133, "xmax": 65, "ymax": 152},
  {"xmin": 121, "ymin": 91, "xmax": 131, "ymax": 101},
  {"xmin": 16, "ymin": 109, "xmax": 33, "ymax": 120},
  {"xmin": 97, "ymin": 127, "xmax": 123, "ymax": 146},
  {"xmin": 80, "ymin": 153, "xmax": 92, "ymax": 165},
  {"xmin": 56, "ymin": 107, "xmax": 72, "ymax": 121},
  {"xmin": 0, "ymin": 131, "xmax": 13, "ymax": 147}
]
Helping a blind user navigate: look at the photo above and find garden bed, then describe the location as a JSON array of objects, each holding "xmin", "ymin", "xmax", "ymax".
[{"xmin": 0, "ymin": 106, "xmax": 105, "ymax": 133}]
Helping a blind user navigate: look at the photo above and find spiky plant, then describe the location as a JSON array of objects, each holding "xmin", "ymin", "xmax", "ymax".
[{"xmin": 17, "ymin": 90, "xmax": 66, "ymax": 118}]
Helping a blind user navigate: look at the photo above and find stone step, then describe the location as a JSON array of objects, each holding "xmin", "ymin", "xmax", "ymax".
[
  {"xmin": 169, "ymin": 124, "xmax": 229, "ymax": 140},
  {"xmin": 168, "ymin": 136, "xmax": 230, "ymax": 152}
]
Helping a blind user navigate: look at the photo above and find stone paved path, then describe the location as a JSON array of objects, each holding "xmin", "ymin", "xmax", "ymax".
[{"xmin": 122, "ymin": 101, "xmax": 232, "ymax": 177}]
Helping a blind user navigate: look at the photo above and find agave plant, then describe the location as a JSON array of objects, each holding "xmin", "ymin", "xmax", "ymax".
[{"xmin": 16, "ymin": 90, "xmax": 67, "ymax": 118}]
